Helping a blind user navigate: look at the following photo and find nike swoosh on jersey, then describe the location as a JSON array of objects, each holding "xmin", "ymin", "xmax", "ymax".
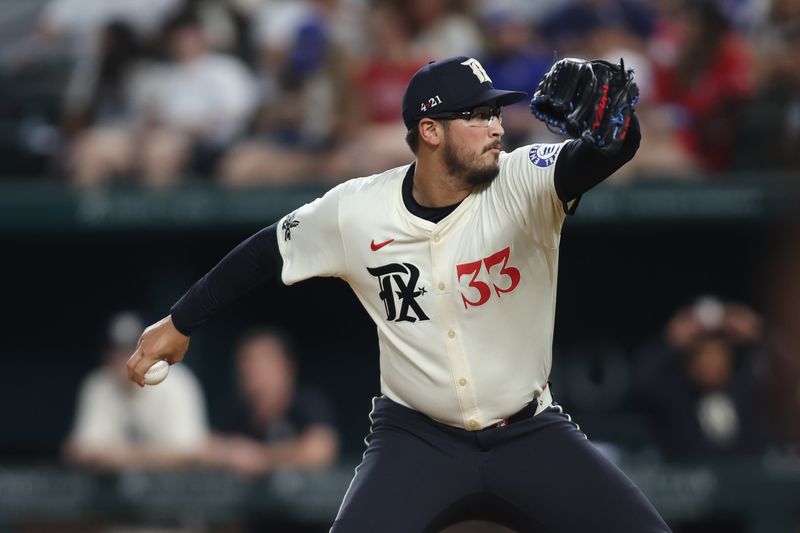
[{"xmin": 370, "ymin": 239, "xmax": 395, "ymax": 251}]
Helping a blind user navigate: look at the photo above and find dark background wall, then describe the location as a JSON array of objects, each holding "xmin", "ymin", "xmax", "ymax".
[{"xmin": 1, "ymin": 211, "xmax": 777, "ymax": 460}]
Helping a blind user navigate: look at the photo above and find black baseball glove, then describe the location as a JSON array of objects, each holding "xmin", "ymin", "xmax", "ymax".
[{"xmin": 530, "ymin": 58, "xmax": 639, "ymax": 155}]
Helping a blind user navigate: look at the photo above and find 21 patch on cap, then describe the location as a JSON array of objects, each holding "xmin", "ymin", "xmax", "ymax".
[{"xmin": 528, "ymin": 144, "xmax": 559, "ymax": 168}]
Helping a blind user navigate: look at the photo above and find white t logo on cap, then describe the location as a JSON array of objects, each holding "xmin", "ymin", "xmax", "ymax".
[{"xmin": 461, "ymin": 58, "xmax": 492, "ymax": 84}]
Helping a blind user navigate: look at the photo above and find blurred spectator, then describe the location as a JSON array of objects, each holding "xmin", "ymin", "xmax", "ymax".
[
  {"xmin": 765, "ymin": 219, "xmax": 800, "ymax": 452},
  {"xmin": 582, "ymin": 14, "xmax": 654, "ymax": 101},
  {"xmin": 37, "ymin": 0, "xmax": 181, "ymax": 52},
  {"xmin": 353, "ymin": 0, "xmax": 429, "ymax": 126},
  {"xmin": 69, "ymin": 11, "xmax": 257, "ymax": 187},
  {"xmin": 537, "ymin": 0, "xmax": 657, "ymax": 57},
  {"xmin": 582, "ymin": 6, "xmax": 698, "ymax": 180},
  {"xmin": 488, "ymin": 0, "xmax": 698, "ymax": 180},
  {"xmin": 219, "ymin": 0, "xmax": 354, "ymax": 185},
  {"xmin": 616, "ymin": 103, "xmax": 700, "ymax": 180},
  {"xmin": 64, "ymin": 311, "xmax": 210, "ymax": 470},
  {"xmin": 476, "ymin": 3, "xmax": 553, "ymax": 150},
  {"xmin": 181, "ymin": 0, "xmax": 243, "ymax": 54},
  {"xmin": 634, "ymin": 296, "xmax": 775, "ymax": 461},
  {"xmin": 4, "ymin": 0, "xmax": 796, "ymax": 185},
  {"xmin": 721, "ymin": 0, "xmax": 770, "ymax": 34},
  {"xmin": 0, "ymin": 1, "xmax": 181, "ymax": 178},
  {"xmin": 406, "ymin": 0, "xmax": 484, "ymax": 59},
  {"xmin": 60, "ymin": 21, "xmax": 147, "ymax": 136},
  {"xmin": 35, "ymin": 0, "xmax": 182, "ymax": 127},
  {"xmin": 734, "ymin": 1, "xmax": 800, "ymax": 171},
  {"xmin": 206, "ymin": 328, "xmax": 339, "ymax": 476},
  {"xmin": 313, "ymin": 0, "xmax": 428, "ymax": 181},
  {"xmin": 651, "ymin": 0, "xmax": 755, "ymax": 172},
  {"xmin": 248, "ymin": 0, "xmax": 368, "ymax": 60}
]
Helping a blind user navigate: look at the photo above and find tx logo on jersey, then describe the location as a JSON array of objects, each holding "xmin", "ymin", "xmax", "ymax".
[
  {"xmin": 282, "ymin": 213, "xmax": 300, "ymax": 241},
  {"xmin": 367, "ymin": 263, "xmax": 430, "ymax": 322}
]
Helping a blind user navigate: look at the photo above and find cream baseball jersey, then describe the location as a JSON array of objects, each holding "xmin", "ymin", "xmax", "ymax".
[{"xmin": 277, "ymin": 141, "xmax": 569, "ymax": 430}]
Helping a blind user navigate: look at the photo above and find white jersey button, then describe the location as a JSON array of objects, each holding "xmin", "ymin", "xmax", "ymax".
[
  {"xmin": 458, "ymin": 378, "xmax": 467, "ymax": 387},
  {"xmin": 438, "ymin": 282, "xmax": 446, "ymax": 291},
  {"xmin": 433, "ymin": 234, "xmax": 441, "ymax": 243},
  {"xmin": 447, "ymin": 330, "xmax": 456, "ymax": 339},
  {"xmin": 467, "ymin": 419, "xmax": 479, "ymax": 429}
]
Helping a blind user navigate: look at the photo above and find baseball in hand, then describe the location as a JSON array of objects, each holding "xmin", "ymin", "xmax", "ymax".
[{"xmin": 144, "ymin": 360, "xmax": 170, "ymax": 385}]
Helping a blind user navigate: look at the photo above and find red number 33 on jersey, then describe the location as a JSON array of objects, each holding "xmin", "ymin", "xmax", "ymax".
[{"xmin": 456, "ymin": 246, "xmax": 521, "ymax": 309}]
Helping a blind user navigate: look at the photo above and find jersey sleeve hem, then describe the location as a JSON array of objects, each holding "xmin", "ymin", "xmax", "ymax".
[{"xmin": 337, "ymin": 187, "xmax": 350, "ymax": 282}]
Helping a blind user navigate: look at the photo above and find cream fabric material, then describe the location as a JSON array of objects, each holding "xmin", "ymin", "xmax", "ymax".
[{"xmin": 278, "ymin": 142, "xmax": 568, "ymax": 430}]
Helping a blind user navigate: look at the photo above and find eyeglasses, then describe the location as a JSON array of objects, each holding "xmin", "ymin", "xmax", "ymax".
[{"xmin": 430, "ymin": 106, "xmax": 503, "ymax": 128}]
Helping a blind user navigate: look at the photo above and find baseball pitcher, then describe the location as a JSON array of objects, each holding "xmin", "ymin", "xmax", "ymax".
[{"xmin": 128, "ymin": 56, "xmax": 669, "ymax": 533}]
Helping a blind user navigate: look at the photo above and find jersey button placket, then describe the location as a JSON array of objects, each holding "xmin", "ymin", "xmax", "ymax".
[{"xmin": 430, "ymin": 229, "xmax": 479, "ymax": 429}]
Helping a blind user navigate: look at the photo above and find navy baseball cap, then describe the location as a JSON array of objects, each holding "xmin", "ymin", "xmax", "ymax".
[{"xmin": 402, "ymin": 56, "xmax": 528, "ymax": 129}]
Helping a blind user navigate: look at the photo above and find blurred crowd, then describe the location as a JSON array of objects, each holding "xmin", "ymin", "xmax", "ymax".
[
  {"xmin": 1, "ymin": 0, "xmax": 799, "ymax": 187},
  {"xmin": 68, "ymin": 287, "xmax": 800, "ymax": 478},
  {"xmin": 56, "ymin": 293, "xmax": 800, "ymax": 533},
  {"xmin": 64, "ymin": 313, "xmax": 339, "ymax": 476}
]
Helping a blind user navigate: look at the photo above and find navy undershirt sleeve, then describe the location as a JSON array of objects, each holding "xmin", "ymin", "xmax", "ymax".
[
  {"xmin": 170, "ymin": 223, "xmax": 283, "ymax": 336},
  {"xmin": 553, "ymin": 113, "xmax": 641, "ymax": 205}
]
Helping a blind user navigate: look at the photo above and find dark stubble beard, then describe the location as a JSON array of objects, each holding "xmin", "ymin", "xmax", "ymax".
[{"xmin": 442, "ymin": 131, "xmax": 501, "ymax": 186}]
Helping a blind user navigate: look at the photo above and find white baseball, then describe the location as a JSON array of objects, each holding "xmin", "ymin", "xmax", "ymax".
[{"xmin": 144, "ymin": 360, "xmax": 170, "ymax": 385}]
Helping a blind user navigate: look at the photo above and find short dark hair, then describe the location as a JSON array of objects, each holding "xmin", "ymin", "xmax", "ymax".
[
  {"xmin": 162, "ymin": 10, "xmax": 202, "ymax": 38},
  {"xmin": 405, "ymin": 124, "xmax": 420, "ymax": 154},
  {"xmin": 235, "ymin": 326, "xmax": 297, "ymax": 365}
]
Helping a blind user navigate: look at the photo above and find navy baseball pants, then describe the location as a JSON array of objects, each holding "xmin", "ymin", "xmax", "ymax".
[{"xmin": 331, "ymin": 396, "xmax": 671, "ymax": 533}]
